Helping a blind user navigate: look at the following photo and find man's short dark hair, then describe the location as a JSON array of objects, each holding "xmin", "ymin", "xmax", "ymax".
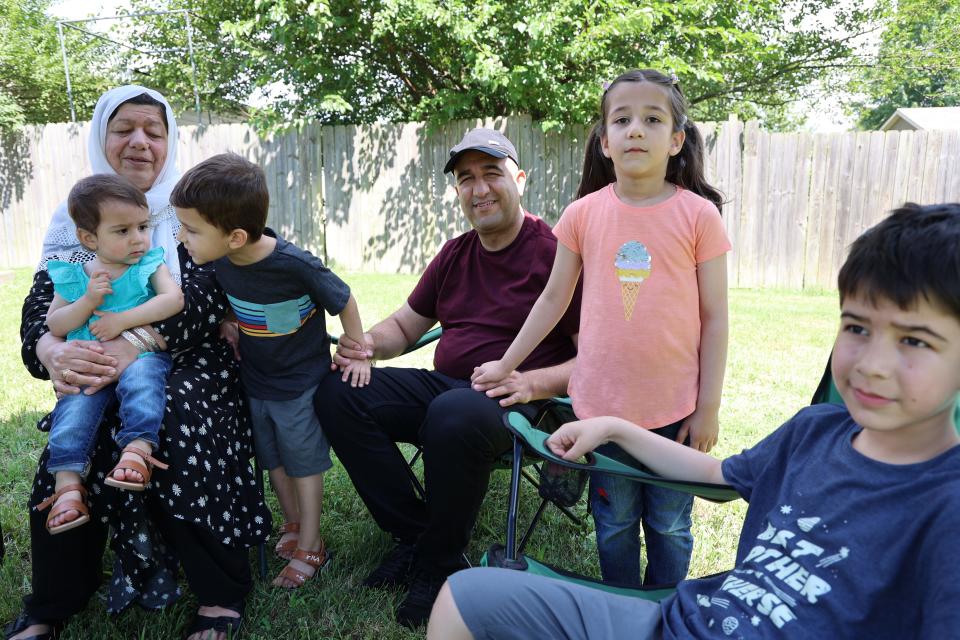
[
  {"xmin": 171, "ymin": 153, "xmax": 269, "ymax": 242},
  {"xmin": 839, "ymin": 203, "xmax": 960, "ymax": 320},
  {"xmin": 67, "ymin": 174, "xmax": 148, "ymax": 233}
]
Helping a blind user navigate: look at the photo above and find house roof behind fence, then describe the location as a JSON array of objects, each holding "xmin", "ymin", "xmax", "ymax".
[{"xmin": 880, "ymin": 107, "xmax": 960, "ymax": 131}]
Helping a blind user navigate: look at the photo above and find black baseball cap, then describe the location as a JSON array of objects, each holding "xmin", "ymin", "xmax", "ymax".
[{"xmin": 443, "ymin": 128, "xmax": 519, "ymax": 174}]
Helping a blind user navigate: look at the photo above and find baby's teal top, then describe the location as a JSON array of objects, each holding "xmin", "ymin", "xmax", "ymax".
[{"xmin": 48, "ymin": 247, "xmax": 165, "ymax": 342}]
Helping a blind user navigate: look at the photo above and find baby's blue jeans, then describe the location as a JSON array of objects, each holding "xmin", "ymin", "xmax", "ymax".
[{"xmin": 47, "ymin": 352, "xmax": 172, "ymax": 476}]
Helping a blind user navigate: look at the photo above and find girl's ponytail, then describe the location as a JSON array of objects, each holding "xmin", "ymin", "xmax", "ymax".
[
  {"xmin": 575, "ymin": 123, "xmax": 616, "ymax": 200},
  {"xmin": 669, "ymin": 120, "xmax": 724, "ymax": 214}
]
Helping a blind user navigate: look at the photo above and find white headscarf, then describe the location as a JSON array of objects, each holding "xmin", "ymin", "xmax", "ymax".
[{"xmin": 40, "ymin": 85, "xmax": 183, "ymax": 283}]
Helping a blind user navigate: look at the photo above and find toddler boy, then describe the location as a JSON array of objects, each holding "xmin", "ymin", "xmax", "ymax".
[{"xmin": 172, "ymin": 153, "xmax": 369, "ymax": 588}]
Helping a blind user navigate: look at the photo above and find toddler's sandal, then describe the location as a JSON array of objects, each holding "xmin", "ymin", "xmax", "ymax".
[
  {"xmin": 36, "ymin": 483, "xmax": 89, "ymax": 536},
  {"xmin": 104, "ymin": 444, "xmax": 169, "ymax": 491}
]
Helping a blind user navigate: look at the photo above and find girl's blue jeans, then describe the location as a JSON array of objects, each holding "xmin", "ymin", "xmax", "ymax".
[
  {"xmin": 47, "ymin": 353, "xmax": 172, "ymax": 476},
  {"xmin": 589, "ymin": 419, "xmax": 694, "ymax": 587}
]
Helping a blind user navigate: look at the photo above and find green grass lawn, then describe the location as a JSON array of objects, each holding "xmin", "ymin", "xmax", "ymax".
[{"xmin": 0, "ymin": 268, "xmax": 839, "ymax": 638}]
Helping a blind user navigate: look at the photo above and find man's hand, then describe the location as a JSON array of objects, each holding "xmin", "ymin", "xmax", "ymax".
[
  {"xmin": 331, "ymin": 332, "xmax": 375, "ymax": 371},
  {"xmin": 84, "ymin": 271, "xmax": 112, "ymax": 307},
  {"xmin": 219, "ymin": 319, "xmax": 241, "ymax": 361},
  {"xmin": 471, "ymin": 369, "xmax": 534, "ymax": 407},
  {"xmin": 470, "ymin": 360, "xmax": 511, "ymax": 388},
  {"xmin": 89, "ymin": 310, "xmax": 126, "ymax": 341},
  {"xmin": 676, "ymin": 406, "xmax": 719, "ymax": 453}
]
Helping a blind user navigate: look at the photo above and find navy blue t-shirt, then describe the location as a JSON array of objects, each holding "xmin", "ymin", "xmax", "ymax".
[
  {"xmin": 662, "ymin": 403, "xmax": 960, "ymax": 639},
  {"xmin": 214, "ymin": 230, "xmax": 350, "ymax": 400}
]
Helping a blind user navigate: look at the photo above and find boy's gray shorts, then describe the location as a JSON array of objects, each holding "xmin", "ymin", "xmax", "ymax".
[
  {"xmin": 449, "ymin": 567, "xmax": 663, "ymax": 640},
  {"xmin": 247, "ymin": 384, "xmax": 332, "ymax": 478}
]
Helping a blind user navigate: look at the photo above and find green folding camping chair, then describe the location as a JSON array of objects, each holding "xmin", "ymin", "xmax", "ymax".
[{"xmin": 481, "ymin": 399, "xmax": 740, "ymax": 600}]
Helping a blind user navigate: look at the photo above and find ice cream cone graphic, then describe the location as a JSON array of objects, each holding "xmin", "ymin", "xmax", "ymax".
[{"xmin": 614, "ymin": 241, "xmax": 651, "ymax": 321}]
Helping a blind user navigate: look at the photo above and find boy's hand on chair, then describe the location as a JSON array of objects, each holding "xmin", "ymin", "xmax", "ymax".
[
  {"xmin": 89, "ymin": 310, "xmax": 125, "ymax": 341},
  {"xmin": 342, "ymin": 358, "xmax": 372, "ymax": 388},
  {"xmin": 470, "ymin": 360, "xmax": 510, "ymax": 388},
  {"xmin": 676, "ymin": 407, "xmax": 719, "ymax": 453},
  {"xmin": 547, "ymin": 418, "xmax": 611, "ymax": 461}
]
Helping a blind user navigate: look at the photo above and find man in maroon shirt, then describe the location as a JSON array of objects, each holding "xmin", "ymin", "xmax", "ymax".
[{"xmin": 315, "ymin": 128, "xmax": 581, "ymax": 628}]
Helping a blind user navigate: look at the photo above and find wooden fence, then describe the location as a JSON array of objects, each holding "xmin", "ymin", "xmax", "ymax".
[{"xmin": 2, "ymin": 115, "xmax": 960, "ymax": 289}]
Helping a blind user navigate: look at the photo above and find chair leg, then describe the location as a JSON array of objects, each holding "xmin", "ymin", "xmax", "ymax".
[
  {"xmin": 253, "ymin": 458, "xmax": 268, "ymax": 580},
  {"xmin": 517, "ymin": 499, "xmax": 550, "ymax": 556},
  {"xmin": 504, "ymin": 436, "xmax": 525, "ymax": 563},
  {"xmin": 403, "ymin": 445, "xmax": 426, "ymax": 500}
]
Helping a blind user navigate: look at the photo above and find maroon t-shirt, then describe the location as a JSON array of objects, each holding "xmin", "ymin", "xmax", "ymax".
[{"xmin": 408, "ymin": 213, "xmax": 581, "ymax": 380}]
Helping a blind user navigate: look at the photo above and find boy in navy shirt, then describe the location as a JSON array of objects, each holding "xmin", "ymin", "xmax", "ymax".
[
  {"xmin": 429, "ymin": 202, "xmax": 960, "ymax": 639},
  {"xmin": 172, "ymin": 153, "xmax": 369, "ymax": 589}
]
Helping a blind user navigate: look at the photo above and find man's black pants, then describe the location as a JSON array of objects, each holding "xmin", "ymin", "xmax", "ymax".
[{"xmin": 315, "ymin": 367, "xmax": 538, "ymax": 574}]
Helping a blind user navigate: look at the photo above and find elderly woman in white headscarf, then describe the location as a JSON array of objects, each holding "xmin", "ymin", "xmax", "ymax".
[{"xmin": 7, "ymin": 86, "xmax": 270, "ymax": 640}]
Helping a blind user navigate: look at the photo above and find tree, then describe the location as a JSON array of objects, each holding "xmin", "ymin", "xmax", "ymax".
[
  {"xmin": 122, "ymin": 0, "xmax": 882, "ymax": 130},
  {"xmin": 0, "ymin": 0, "xmax": 114, "ymax": 128},
  {"xmin": 846, "ymin": 0, "xmax": 960, "ymax": 130}
]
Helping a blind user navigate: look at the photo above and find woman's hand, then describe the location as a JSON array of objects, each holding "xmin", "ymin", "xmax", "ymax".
[
  {"xmin": 83, "ymin": 335, "xmax": 140, "ymax": 393},
  {"xmin": 219, "ymin": 319, "xmax": 241, "ymax": 361},
  {"xmin": 38, "ymin": 333, "xmax": 117, "ymax": 396}
]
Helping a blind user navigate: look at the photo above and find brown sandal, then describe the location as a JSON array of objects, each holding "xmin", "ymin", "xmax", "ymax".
[
  {"xmin": 37, "ymin": 483, "xmax": 90, "ymax": 535},
  {"xmin": 274, "ymin": 522, "xmax": 300, "ymax": 560},
  {"xmin": 104, "ymin": 444, "xmax": 169, "ymax": 491},
  {"xmin": 273, "ymin": 544, "xmax": 330, "ymax": 589}
]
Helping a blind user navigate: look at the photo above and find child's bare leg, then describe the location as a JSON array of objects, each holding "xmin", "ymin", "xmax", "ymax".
[
  {"xmin": 273, "ymin": 472, "xmax": 325, "ymax": 588},
  {"xmin": 48, "ymin": 470, "xmax": 83, "ymax": 529},
  {"xmin": 269, "ymin": 466, "xmax": 300, "ymax": 554},
  {"xmin": 112, "ymin": 437, "xmax": 154, "ymax": 483}
]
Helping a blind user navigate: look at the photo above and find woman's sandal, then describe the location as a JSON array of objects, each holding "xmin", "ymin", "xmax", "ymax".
[
  {"xmin": 3, "ymin": 611, "xmax": 64, "ymax": 640},
  {"xmin": 274, "ymin": 521, "xmax": 299, "ymax": 560},
  {"xmin": 103, "ymin": 444, "xmax": 169, "ymax": 491},
  {"xmin": 36, "ymin": 484, "xmax": 89, "ymax": 535},
  {"xmin": 273, "ymin": 543, "xmax": 331, "ymax": 589},
  {"xmin": 183, "ymin": 601, "xmax": 244, "ymax": 640}
]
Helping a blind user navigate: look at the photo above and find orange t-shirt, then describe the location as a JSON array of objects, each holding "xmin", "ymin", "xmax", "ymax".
[{"xmin": 553, "ymin": 184, "xmax": 730, "ymax": 428}]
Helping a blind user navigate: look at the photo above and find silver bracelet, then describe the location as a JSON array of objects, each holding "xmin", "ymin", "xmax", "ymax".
[
  {"xmin": 120, "ymin": 330, "xmax": 149, "ymax": 354},
  {"xmin": 132, "ymin": 326, "xmax": 160, "ymax": 352}
]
